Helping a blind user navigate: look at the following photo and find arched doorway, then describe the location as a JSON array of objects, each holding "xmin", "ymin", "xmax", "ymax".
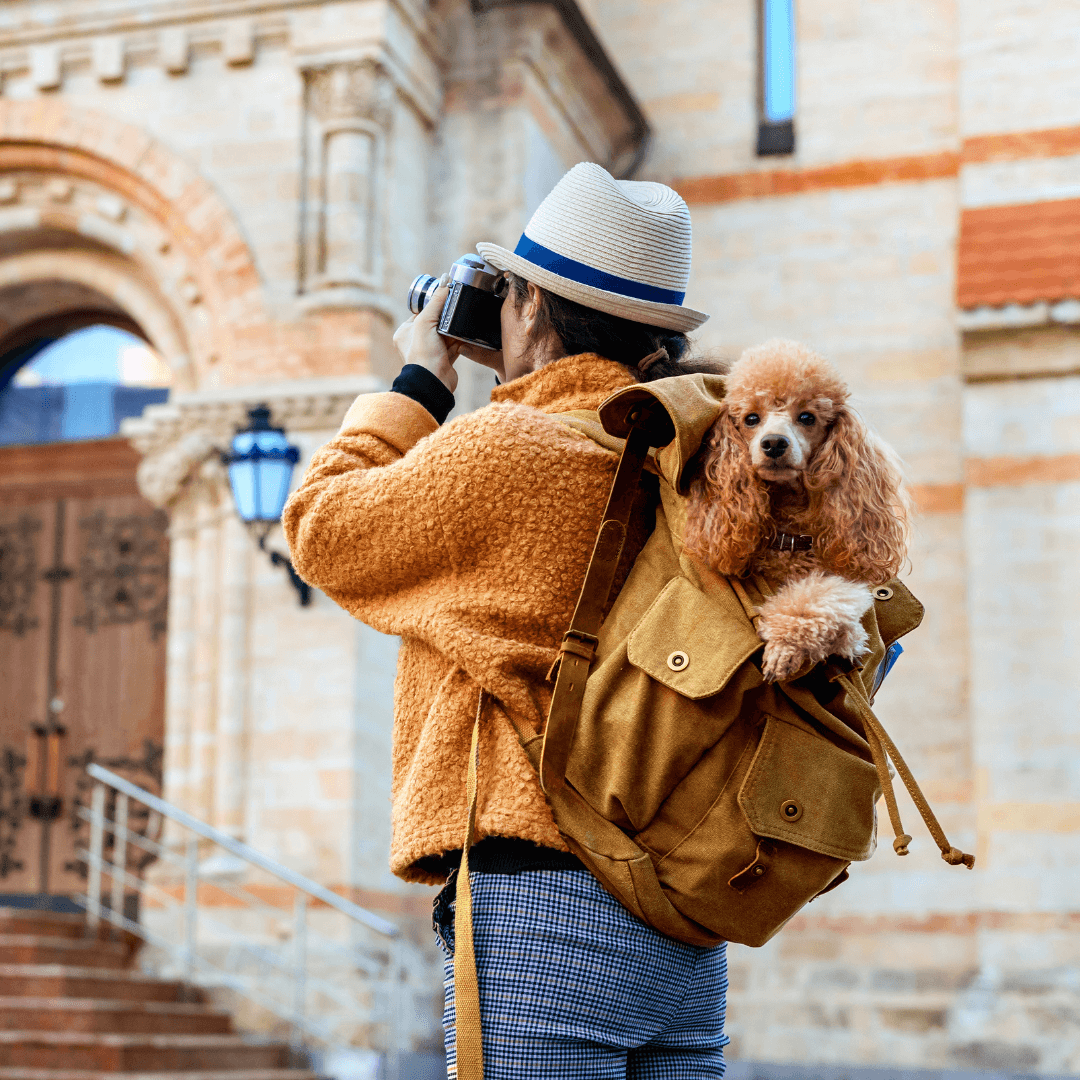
[
  {"xmin": 0, "ymin": 100, "xmax": 267, "ymax": 906},
  {"xmin": 0, "ymin": 318, "xmax": 172, "ymax": 901}
]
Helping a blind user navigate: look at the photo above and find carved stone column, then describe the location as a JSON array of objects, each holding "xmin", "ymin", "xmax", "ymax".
[
  {"xmin": 302, "ymin": 59, "xmax": 396, "ymax": 314},
  {"xmin": 123, "ymin": 376, "xmax": 382, "ymax": 859}
]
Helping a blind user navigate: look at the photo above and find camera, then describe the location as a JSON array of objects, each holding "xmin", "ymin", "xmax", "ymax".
[{"xmin": 408, "ymin": 255, "xmax": 507, "ymax": 351}]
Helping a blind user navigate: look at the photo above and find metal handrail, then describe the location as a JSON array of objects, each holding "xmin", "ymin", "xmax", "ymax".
[
  {"xmin": 79, "ymin": 763, "xmax": 404, "ymax": 1064},
  {"xmin": 78, "ymin": 816, "xmax": 382, "ymax": 974},
  {"xmin": 87, "ymin": 763, "xmax": 399, "ymax": 937}
]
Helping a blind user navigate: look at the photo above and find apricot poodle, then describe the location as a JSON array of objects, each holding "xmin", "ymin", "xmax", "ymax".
[{"xmin": 684, "ymin": 339, "xmax": 912, "ymax": 682}]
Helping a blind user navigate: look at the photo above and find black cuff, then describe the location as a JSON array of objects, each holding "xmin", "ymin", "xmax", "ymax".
[{"xmin": 391, "ymin": 364, "xmax": 455, "ymax": 425}]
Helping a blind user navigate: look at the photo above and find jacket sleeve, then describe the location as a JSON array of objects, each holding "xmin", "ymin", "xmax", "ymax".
[{"xmin": 282, "ymin": 391, "xmax": 458, "ymax": 627}]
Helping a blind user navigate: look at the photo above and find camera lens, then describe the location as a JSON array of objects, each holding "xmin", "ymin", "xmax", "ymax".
[{"xmin": 408, "ymin": 274, "xmax": 441, "ymax": 315}]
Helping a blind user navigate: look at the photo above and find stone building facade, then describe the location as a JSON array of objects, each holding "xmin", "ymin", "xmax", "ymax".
[{"xmin": 0, "ymin": 0, "xmax": 1076, "ymax": 1074}]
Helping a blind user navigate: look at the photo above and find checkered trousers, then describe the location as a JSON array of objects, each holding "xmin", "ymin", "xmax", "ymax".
[{"xmin": 433, "ymin": 867, "xmax": 729, "ymax": 1079}]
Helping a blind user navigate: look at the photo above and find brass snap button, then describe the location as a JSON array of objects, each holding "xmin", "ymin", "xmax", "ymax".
[
  {"xmin": 666, "ymin": 651, "xmax": 689, "ymax": 672},
  {"xmin": 873, "ymin": 586, "xmax": 894, "ymax": 601},
  {"xmin": 780, "ymin": 799, "xmax": 803, "ymax": 822},
  {"xmin": 752, "ymin": 864, "xmax": 766, "ymax": 877}
]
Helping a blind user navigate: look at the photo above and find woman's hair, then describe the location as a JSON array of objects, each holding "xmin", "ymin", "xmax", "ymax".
[{"xmin": 507, "ymin": 273, "xmax": 725, "ymax": 382}]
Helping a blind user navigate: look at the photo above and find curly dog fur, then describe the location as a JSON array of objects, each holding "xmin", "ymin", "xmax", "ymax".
[{"xmin": 684, "ymin": 339, "xmax": 912, "ymax": 681}]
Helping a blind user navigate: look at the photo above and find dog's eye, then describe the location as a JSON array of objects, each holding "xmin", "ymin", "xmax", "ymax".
[
  {"xmin": 797, "ymin": 412, "xmax": 816, "ymax": 426},
  {"xmin": 744, "ymin": 413, "xmax": 760, "ymax": 427}
]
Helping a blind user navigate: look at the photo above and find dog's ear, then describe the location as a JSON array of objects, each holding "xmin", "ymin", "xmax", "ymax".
[
  {"xmin": 805, "ymin": 409, "xmax": 912, "ymax": 584},
  {"xmin": 684, "ymin": 407, "xmax": 771, "ymax": 577}
]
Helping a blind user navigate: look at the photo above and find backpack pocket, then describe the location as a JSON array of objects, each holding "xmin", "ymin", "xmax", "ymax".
[
  {"xmin": 626, "ymin": 576, "xmax": 763, "ymax": 699},
  {"xmin": 572, "ymin": 574, "xmax": 764, "ymax": 833},
  {"xmin": 738, "ymin": 717, "xmax": 880, "ymax": 862}
]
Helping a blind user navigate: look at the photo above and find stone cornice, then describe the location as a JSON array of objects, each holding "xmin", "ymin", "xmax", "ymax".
[
  {"xmin": 121, "ymin": 375, "xmax": 385, "ymax": 508},
  {"xmin": 0, "ymin": 0, "xmax": 427, "ymax": 48},
  {"xmin": 0, "ymin": 1, "xmax": 442, "ymax": 128}
]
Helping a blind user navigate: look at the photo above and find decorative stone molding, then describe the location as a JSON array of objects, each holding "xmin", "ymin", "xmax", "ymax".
[
  {"xmin": 0, "ymin": 12, "xmax": 291, "ymax": 89},
  {"xmin": 308, "ymin": 58, "xmax": 396, "ymax": 130},
  {"xmin": 0, "ymin": 98, "xmax": 268, "ymax": 383},
  {"xmin": 303, "ymin": 59, "xmax": 395, "ymax": 303},
  {"xmin": 224, "ymin": 19, "xmax": 256, "ymax": 66},
  {"xmin": 93, "ymin": 36, "xmax": 125, "ymax": 83},
  {"xmin": 29, "ymin": 45, "xmax": 60, "ymax": 90},
  {"xmin": 160, "ymin": 26, "xmax": 189, "ymax": 74},
  {"xmin": 0, "ymin": 170, "xmax": 199, "ymax": 385},
  {"xmin": 122, "ymin": 375, "xmax": 385, "ymax": 509},
  {"xmin": 133, "ymin": 430, "xmax": 223, "ymax": 511}
]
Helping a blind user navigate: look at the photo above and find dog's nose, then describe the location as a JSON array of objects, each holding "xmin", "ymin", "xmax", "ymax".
[{"xmin": 761, "ymin": 435, "xmax": 789, "ymax": 459}]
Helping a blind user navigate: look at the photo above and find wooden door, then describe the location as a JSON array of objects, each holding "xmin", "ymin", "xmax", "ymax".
[{"xmin": 0, "ymin": 438, "xmax": 166, "ymax": 897}]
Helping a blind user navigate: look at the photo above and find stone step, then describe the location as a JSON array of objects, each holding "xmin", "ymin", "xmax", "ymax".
[
  {"xmin": 0, "ymin": 911, "xmax": 88, "ymax": 940},
  {"xmin": 0, "ymin": 935, "xmax": 131, "ymax": 970},
  {"xmin": 0, "ymin": 997, "xmax": 232, "ymax": 1034},
  {"xmin": 0, "ymin": 965, "xmax": 193, "ymax": 1003},
  {"xmin": 0, "ymin": 1071, "xmax": 318, "ymax": 1080},
  {"xmin": 0, "ymin": 910, "xmax": 136, "ymax": 943},
  {"xmin": 0, "ymin": 1032, "xmax": 290, "ymax": 1071}
]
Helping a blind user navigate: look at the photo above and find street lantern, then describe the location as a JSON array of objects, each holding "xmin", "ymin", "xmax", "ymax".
[{"xmin": 223, "ymin": 405, "xmax": 311, "ymax": 606}]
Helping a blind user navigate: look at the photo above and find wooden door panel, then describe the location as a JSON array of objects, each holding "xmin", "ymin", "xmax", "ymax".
[
  {"xmin": 0, "ymin": 440, "xmax": 166, "ymax": 897},
  {"xmin": 0, "ymin": 503, "xmax": 53, "ymax": 884},
  {"xmin": 54, "ymin": 495, "xmax": 167, "ymax": 893}
]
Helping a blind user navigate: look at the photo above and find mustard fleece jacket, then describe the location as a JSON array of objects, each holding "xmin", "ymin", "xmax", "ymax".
[{"xmin": 283, "ymin": 353, "xmax": 655, "ymax": 884}]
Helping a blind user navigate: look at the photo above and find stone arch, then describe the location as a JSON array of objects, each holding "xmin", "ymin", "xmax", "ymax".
[
  {"xmin": 0, "ymin": 99, "xmax": 268, "ymax": 390},
  {"xmin": 0, "ymin": 251, "xmax": 190, "ymax": 381}
]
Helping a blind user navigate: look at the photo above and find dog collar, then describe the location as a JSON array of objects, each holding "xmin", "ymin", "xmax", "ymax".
[{"xmin": 769, "ymin": 532, "xmax": 814, "ymax": 552}]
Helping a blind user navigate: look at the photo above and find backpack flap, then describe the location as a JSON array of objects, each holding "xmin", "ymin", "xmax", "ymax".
[
  {"xmin": 738, "ymin": 717, "xmax": 881, "ymax": 863},
  {"xmin": 626, "ymin": 576, "xmax": 762, "ymax": 699},
  {"xmin": 599, "ymin": 374, "xmax": 726, "ymax": 493},
  {"xmin": 870, "ymin": 578, "xmax": 924, "ymax": 646}
]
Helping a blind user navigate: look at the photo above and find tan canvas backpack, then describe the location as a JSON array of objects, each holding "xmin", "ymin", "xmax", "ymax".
[{"xmin": 451, "ymin": 374, "xmax": 973, "ymax": 1080}]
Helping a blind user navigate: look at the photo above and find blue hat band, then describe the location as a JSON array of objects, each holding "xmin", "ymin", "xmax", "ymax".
[{"xmin": 513, "ymin": 235, "xmax": 686, "ymax": 306}]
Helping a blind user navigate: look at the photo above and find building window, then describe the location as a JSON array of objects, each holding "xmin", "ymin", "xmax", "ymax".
[
  {"xmin": 757, "ymin": 0, "xmax": 796, "ymax": 156},
  {"xmin": 0, "ymin": 326, "xmax": 171, "ymax": 447}
]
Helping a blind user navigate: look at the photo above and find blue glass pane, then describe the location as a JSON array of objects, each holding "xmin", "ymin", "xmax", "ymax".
[
  {"xmin": 114, "ymin": 386, "xmax": 169, "ymax": 425},
  {"xmin": 0, "ymin": 386, "xmax": 64, "ymax": 445},
  {"xmin": 763, "ymin": 0, "xmax": 795, "ymax": 122},
  {"xmin": 256, "ymin": 459, "xmax": 294, "ymax": 521},
  {"xmin": 256, "ymin": 430, "xmax": 291, "ymax": 455},
  {"xmin": 229, "ymin": 462, "xmax": 259, "ymax": 522},
  {"xmin": 231, "ymin": 429, "xmax": 292, "ymax": 457},
  {"xmin": 61, "ymin": 383, "xmax": 115, "ymax": 441}
]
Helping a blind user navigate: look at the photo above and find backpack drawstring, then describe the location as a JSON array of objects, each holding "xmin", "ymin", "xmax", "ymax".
[
  {"xmin": 839, "ymin": 676, "xmax": 974, "ymax": 868},
  {"xmin": 727, "ymin": 576, "xmax": 975, "ymax": 871}
]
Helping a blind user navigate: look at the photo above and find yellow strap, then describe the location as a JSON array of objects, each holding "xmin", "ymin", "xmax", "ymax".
[{"xmin": 452, "ymin": 692, "xmax": 485, "ymax": 1080}]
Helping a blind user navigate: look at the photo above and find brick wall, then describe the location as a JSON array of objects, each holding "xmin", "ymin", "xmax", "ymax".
[{"xmin": 583, "ymin": 0, "xmax": 1079, "ymax": 1072}]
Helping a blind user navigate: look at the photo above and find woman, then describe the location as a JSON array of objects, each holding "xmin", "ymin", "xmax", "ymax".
[{"xmin": 284, "ymin": 163, "xmax": 729, "ymax": 1078}]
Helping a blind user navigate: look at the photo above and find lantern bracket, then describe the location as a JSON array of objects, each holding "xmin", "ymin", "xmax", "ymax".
[{"xmin": 256, "ymin": 529, "xmax": 312, "ymax": 607}]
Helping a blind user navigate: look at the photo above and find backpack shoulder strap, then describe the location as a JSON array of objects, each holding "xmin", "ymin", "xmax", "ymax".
[{"xmin": 540, "ymin": 415, "xmax": 657, "ymax": 794}]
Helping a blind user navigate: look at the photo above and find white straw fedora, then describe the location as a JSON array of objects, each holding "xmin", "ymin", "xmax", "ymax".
[{"xmin": 477, "ymin": 162, "xmax": 709, "ymax": 333}]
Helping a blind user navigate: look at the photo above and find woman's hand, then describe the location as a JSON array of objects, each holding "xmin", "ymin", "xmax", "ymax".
[
  {"xmin": 393, "ymin": 284, "xmax": 462, "ymax": 393},
  {"xmin": 457, "ymin": 341, "xmax": 506, "ymax": 383}
]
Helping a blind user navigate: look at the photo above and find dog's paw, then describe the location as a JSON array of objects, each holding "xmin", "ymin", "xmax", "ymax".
[
  {"xmin": 757, "ymin": 572, "xmax": 875, "ymax": 680},
  {"xmin": 761, "ymin": 639, "xmax": 811, "ymax": 682}
]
